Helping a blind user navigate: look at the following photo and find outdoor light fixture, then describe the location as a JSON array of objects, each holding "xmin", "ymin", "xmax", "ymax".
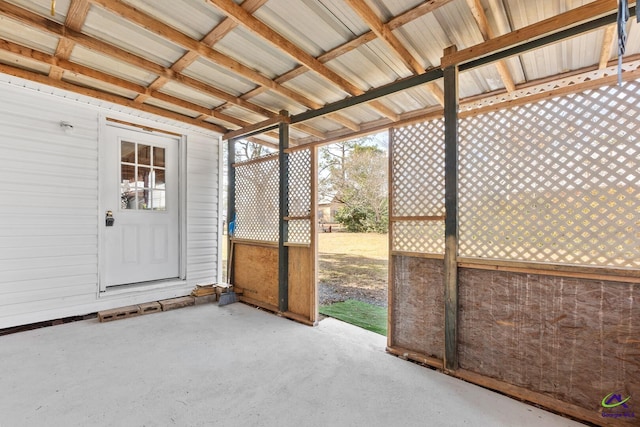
[{"xmin": 60, "ymin": 121, "xmax": 74, "ymax": 134}]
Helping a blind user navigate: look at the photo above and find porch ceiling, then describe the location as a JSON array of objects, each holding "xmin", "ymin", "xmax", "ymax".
[{"xmin": 0, "ymin": 0, "xmax": 638, "ymax": 145}]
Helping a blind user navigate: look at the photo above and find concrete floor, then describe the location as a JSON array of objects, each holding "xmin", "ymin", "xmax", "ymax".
[{"xmin": 0, "ymin": 303, "xmax": 585, "ymax": 427}]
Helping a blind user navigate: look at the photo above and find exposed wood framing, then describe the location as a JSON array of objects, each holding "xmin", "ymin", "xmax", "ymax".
[
  {"xmin": 224, "ymin": 115, "xmax": 288, "ymax": 140},
  {"xmin": 442, "ymin": 45, "xmax": 459, "ymax": 372},
  {"xmin": 465, "ymin": 0, "xmax": 515, "ymax": 92},
  {"xmin": 237, "ymin": 0, "xmax": 453, "ymax": 102},
  {"xmin": 0, "ymin": 39, "xmax": 247, "ymax": 129},
  {"xmin": 0, "ymin": 62, "xmax": 225, "ymax": 133},
  {"xmin": 346, "ymin": 0, "xmax": 445, "ymax": 106},
  {"xmin": 599, "ymin": 24, "xmax": 616, "ymax": 69},
  {"xmin": 48, "ymin": 0, "xmax": 89, "ymax": 80},
  {"xmin": 207, "ymin": 0, "xmax": 399, "ymax": 121},
  {"xmin": 442, "ymin": 0, "xmax": 628, "ymax": 67}
]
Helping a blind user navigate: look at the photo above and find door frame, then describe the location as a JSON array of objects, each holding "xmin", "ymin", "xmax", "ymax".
[{"xmin": 97, "ymin": 116, "xmax": 187, "ymax": 293}]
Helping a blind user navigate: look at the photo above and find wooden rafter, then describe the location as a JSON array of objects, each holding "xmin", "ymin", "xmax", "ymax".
[
  {"xmin": 465, "ymin": 0, "xmax": 516, "ymax": 92},
  {"xmin": 0, "ymin": 62, "xmax": 226, "ymax": 133},
  {"xmin": 85, "ymin": 0, "xmax": 333, "ymax": 137},
  {"xmin": 0, "ymin": 0, "xmax": 322, "ymax": 140},
  {"xmin": 0, "ymin": 38, "xmax": 244, "ymax": 128},
  {"xmin": 599, "ymin": 24, "xmax": 616, "ymax": 69},
  {"xmin": 133, "ymin": 0, "xmax": 267, "ymax": 104},
  {"xmin": 48, "ymin": 0, "xmax": 90, "ymax": 80},
  {"xmin": 345, "ymin": 0, "xmax": 445, "ymax": 106},
  {"xmin": 236, "ymin": 0, "xmax": 454, "ymax": 105},
  {"xmin": 441, "ymin": 0, "xmax": 625, "ymax": 67},
  {"xmin": 207, "ymin": 0, "xmax": 399, "ymax": 121},
  {"xmin": 0, "ymin": 1, "xmax": 261, "ymax": 117}
]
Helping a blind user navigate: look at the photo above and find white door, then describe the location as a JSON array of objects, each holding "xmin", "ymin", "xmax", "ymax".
[{"xmin": 101, "ymin": 125, "xmax": 180, "ymax": 288}]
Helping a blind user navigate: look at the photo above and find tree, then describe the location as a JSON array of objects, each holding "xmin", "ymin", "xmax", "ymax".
[
  {"xmin": 323, "ymin": 141, "xmax": 389, "ymax": 233},
  {"xmin": 234, "ymin": 140, "xmax": 274, "ymax": 161}
]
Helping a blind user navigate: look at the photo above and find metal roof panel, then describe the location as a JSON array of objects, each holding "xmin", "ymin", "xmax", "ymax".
[
  {"xmin": 83, "ymin": 6, "xmax": 186, "ymax": 68},
  {"xmin": 0, "ymin": 15, "xmax": 60, "ymax": 54},
  {"xmin": 159, "ymin": 80, "xmax": 226, "ymax": 109},
  {"xmin": 215, "ymin": 27, "xmax": 299, "ymax": 79},
  {"xmin": 181, "ymin": 57, "xmax": 257, "ymax": 96},
  {"xmin": 120, "ymin": 0, "xmax": 225, "ymax": 40},
  {"xmin": 69, "ymin": 45, "xmax": 157, "ymax": 86}
]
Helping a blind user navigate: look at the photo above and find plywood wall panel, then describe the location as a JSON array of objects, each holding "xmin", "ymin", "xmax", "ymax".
[
  {"xmin": 288, "ymin": 246, "xmax": 313, "ymax": 321},
  {"xmin": 233, "ymin": 243, "xmax": 279, "ymax": 308}
]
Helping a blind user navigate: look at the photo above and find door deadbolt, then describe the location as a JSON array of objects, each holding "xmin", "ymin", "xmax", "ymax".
[{"xmin": 105, "ymin": 210, "xmax": 115, "ymax": 227}]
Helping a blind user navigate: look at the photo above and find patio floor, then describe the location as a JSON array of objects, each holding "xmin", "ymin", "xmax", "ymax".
[{"xmin": 0, "ymin": 302, "xmax": 584, "ymax": 426}]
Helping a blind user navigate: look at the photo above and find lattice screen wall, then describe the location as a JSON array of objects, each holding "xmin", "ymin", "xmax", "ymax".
[
  {"xmin": 459, "ymin": 80, "xmax": 640, "ymax": 268},
  {"xmin": 234, "ymin": 153, "xmax": 279, "ymax": 242},
  {"xmin": 288, "ymin": 149, "xmax": 312, "ymax": 245},
  {"xmin": 391, "ymin": 120, "xmax": 445, "ymax": 254}
]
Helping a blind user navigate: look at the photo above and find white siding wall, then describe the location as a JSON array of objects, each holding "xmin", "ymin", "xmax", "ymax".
[
  {"xmin": 0, "ymin": 79, "xmax": 220, "ymax": 329},
  {"xmin": 186, "ymin": 134, "xmax": 219, "ymax": 286},
  {"xmin": 0, "ymin": 84, "xmax": 100, "ymax": 324}
]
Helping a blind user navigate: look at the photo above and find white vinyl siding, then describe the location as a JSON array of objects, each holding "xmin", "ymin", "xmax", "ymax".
[
  {"xmin": 0, "ymin": 78, "xmax": 221, "ymax": 329},
  {"xmin": 0, "ymin": 84, "xmax": 100, "ymax": 321},
  {"xmin": 186, "ymin": 134, "xmax": 219, "ymax": 286}
]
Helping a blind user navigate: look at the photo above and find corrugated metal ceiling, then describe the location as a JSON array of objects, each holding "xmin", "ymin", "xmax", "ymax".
[{"xmin": 0, "ymin": 0, "xmax": 637, "ymax": 143}]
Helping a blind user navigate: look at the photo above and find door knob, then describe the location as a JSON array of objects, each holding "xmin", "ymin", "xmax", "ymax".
[{"xmin": 106, "ymin": 210, "xmax": 115, "ymax": 227}]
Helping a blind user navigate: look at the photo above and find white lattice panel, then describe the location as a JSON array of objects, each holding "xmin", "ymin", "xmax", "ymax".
[
  {"xmin": 288, "ymin": 149, "xmax": 312, "ymax": 244},
  {"xmin": 459, "ymin": 81, "xmax": 640, "ymax": 267},
  {"xmin": 393, "ymin": 221, "xmax": 445, "ymax": 254},
  {"xmin": 235, "ymin": 154, "xmax": 280, "ymax": 242},
  {"xmin": 391, "ymin": 121, "xmax": 445, "ymax": 217},
  {"xmin": 391, "ymin": 120, "xmax": 445, "ymax": 254},
  {"xmin": 462, "ymin": 59, "xmax": 640, "ymax": 113}
]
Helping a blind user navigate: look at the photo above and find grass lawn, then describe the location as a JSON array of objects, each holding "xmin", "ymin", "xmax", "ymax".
[
  {"xmin": 319, "ymin": 300, "xmax": 388, "ymax": 336},
  {"xmin": 319, "ymin": 232, "xmax": 388, "ymax": 260}
]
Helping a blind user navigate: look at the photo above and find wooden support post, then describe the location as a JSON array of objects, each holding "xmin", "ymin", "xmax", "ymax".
[
  {"xmin": 278, "ymin": 111, "xmax": 290, "ymax": 312},
  {"xmin": 443, "ymin": 46, "xmax": 459, "ymax": 372},
  {"xmin": 227, "ymin": 138, "xmax": 237, "ymax": 284}
]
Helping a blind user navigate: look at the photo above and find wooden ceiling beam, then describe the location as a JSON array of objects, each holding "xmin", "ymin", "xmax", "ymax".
[
  {"xmin": 223, "ymin": 0, "xmax": 454, "ymax": 121},
  {"xmin": 87, "ymin": 0, "xmax": 353, "ymax": 135},
  {"xmin": 65, "ymin": 0, "xmax": 90, "ymax": 31},
  {"xmin": 202, "ymin": 0, "xmax": 267, "ymax": 46},
  {"xmin": 207, "ymin": 0, "xmax": 362, "ymax": 97},
  {"xmin": 0, "ymin": 1, "xmax": 276, "ymax": 119},
  {"xmin": 599, "ymin": 24, "xmax": 616, "ymax": 69},
  {"xmin": 143, "ymin": 0, "xmax": 267, "ymax": 98},
  {"xmin": 0, "ymin": 38, "xmax": 248, "ymax": 129},
  {"xmin": 442, "ymin": 0, "xmax": 625, "ymax": 67},
  {"xmin": 0, "ymin": 62, "xmax": 226, "ymax": 134},
  {"xmin": 48, "ymin": 0, "xmax": 90, "ymax": 80},
  {"xmin": 207, "ymin": 0, "xmax": 401, "ymax": 121},
  {"xmin": 345, "ymin": 0, "xmax": 444, "ymax": 106},
  {"xmin": 465, "ymin": 0, "xmax": 515, "ymax": 92},
  {"xmin": 346, "ymin": 0, "xmax": 423, "ymax": 74}
]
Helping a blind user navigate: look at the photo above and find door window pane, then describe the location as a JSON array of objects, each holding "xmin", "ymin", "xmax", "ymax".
[
  {"xmin": 120, "ymin": 142, "xmax": 169, "ymax": 211},
  {"xmin": 121, "ymin": 141, "xmax": 136, "ymax": 163},
  {"xmin": 121, "ymin": 165, "xmax": 136, "ymax": 210},
  {"xmin": 138, "ymin": 166, "xmax": 151, "ymax": 189},
  {"xmin": 154, "ymin": 147, "xmax": 165, "ymax": 167},
  {"xmin": 138, "ymin": 144, "xmax": 151, "ymax": 165},
  {"xmin": 152, "ymin": 190, "xmax": 166, "ymax": 211},
  {"xmin": 154, "ymin": 169, "xmax": 166, "ymax": 189}
]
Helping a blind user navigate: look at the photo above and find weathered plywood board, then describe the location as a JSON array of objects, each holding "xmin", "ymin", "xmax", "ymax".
[
  {"xmin": 459, "ymin": 268, "xmax": 639, "ymax": 423},
  {"xmin": 288, "ymin": 246, "xmax": 314, "ymax": 322},
  {"xmin": 390, "ymin": 256, "xmax": 445, "ymax": 360},
  {"xmin": 233, "ymin": 243, "xmax": 278, "ymax": 308}
]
